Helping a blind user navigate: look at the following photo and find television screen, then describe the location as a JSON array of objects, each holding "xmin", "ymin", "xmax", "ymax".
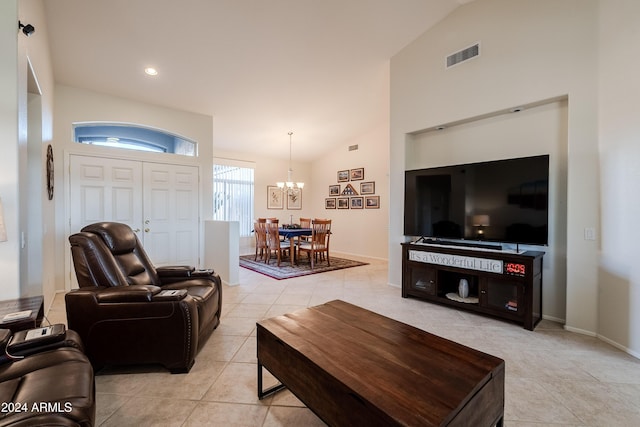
[{"xmin": 404, "ymin": 155, "xmax": 549, "ymax": 245}]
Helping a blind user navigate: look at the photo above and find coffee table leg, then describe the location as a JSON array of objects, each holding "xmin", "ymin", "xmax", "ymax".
[{"xmin": 257, "ymin": 361, "xmax": 286, "ymax": 399}]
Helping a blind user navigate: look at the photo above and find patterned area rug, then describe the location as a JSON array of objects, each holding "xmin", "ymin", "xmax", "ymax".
[{"xmin": 239, "ymin": 254, "xmax": 368, "ymax": 280}]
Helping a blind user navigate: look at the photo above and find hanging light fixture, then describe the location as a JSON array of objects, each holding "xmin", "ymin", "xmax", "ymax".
[{"xmin": 276, "ymin": 132, "xmax": 304, "ymax": 194}]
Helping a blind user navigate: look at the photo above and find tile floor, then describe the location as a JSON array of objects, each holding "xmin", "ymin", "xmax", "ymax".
[{"xmin": 47, "ymin": 255, "xmax": 640, "ymax": 426}]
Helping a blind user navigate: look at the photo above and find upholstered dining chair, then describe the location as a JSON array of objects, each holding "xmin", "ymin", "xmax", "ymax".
[
  {"xmin": 298, "ymin": 219, "xmax": 332, "ymax": 269},
  {"xmin": 254, "ymin": 220, "xmax": 268, "ymax": 261},
  {"xmin": 265, "ymin": 220, "xmax": 292, "ymax": 266}
]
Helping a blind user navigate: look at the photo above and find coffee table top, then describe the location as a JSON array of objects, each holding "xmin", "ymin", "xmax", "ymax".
[{"xmin": 257, "ymin": 299, "xmax": 504, "ymax": 426}]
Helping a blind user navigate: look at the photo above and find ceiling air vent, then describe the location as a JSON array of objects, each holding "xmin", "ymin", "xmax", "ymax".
[
  {"xmin": 348, "ymin": 144, "xmax": 359, "ymax": 151},
  {"xmin": 446, "ymin": 42, "xmax": 480, "ymax": 68}
]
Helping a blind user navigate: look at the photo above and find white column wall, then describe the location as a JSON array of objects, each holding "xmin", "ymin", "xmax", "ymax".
[
  {"xmin": 0, "ymin": 0, "xmax": 20, "ymax": 299},
  {"xmin": 597, "ymin": 0, "xmax": 640, "ymax": 357}
]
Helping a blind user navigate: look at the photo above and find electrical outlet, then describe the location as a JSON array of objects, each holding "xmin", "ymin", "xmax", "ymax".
[{"xmin": 584, "ymin": 227, "xmax": 596, "ymax": 241}]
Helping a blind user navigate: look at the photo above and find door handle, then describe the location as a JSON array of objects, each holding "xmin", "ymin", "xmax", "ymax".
[
  {"xmin": 145, "ymin": 220, "xmax": 150, "ymax": 224},
  {"xmin": 133, "ymin": 228, "xmax": 141, "ymax": 233},
  {"xmin": 145, "ymin": 228, "xmax": 150, "ymax": 233}
]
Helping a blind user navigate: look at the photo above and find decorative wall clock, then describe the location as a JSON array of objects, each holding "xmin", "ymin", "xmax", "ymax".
[{"xmin": 46, "ymin": 144, "xmax": 54, "ymax": 200}]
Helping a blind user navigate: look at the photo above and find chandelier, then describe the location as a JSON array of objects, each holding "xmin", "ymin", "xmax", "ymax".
[{"xmin": 276, "ymin": 132, "xmax": 304, "ymax": 193}]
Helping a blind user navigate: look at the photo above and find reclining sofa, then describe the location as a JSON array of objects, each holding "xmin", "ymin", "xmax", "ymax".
[{"xmin": 66, "ymin": 222, "xmax": 222, "ymax": 373}]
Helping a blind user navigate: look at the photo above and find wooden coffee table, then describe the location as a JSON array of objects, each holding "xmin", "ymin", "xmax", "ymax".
[{"xmin": 257, "ymin": 300, "xmax": 504, "ymax": 426}]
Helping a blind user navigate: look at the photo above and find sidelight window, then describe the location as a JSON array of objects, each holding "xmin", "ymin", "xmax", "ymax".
[{"xmin": 213, "ymin": 160, "xmax": 255, "ymax": 237}]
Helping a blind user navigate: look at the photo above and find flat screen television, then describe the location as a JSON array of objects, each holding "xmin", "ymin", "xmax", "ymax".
[{"xmin": 404, "ymin": 155, "xmax": 549, "ymax": 246}]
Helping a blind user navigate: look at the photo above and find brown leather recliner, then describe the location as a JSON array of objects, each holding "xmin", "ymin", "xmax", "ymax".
[{"xmin": 66, "ymin": 222, "xmax": 222, "ymax": 373}]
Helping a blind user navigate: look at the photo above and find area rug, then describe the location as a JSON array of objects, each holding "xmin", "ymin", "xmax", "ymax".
[{"xmin": 239, "ymin": 254, "xmax": 368, "ymax": 280}]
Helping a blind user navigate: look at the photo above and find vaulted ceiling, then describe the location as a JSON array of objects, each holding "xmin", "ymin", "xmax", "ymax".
[{"xmin": 43, "ymin": 0, "xmax": 473, "ymax": 161}]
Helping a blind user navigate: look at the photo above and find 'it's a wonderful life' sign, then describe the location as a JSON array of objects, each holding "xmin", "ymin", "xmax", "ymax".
[{"xmin": 408, "ymin": 250, "xmax": 503, "ymax": 274}]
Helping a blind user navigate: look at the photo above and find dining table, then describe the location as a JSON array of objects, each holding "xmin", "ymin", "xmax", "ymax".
[{"xmin": 278, "ymin": 228, "xmax": 312, "ymax": 265}]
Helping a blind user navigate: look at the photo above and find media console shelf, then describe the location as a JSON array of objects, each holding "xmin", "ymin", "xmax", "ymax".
[{"xmin": 402, "ymin": 243, "xmax": 543, "ymax": 330}]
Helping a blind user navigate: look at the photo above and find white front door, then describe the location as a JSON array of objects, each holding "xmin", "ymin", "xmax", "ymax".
[
  {"xmin": 69, "ymin": 155, "xmax": 143, "ymax": 235},
  {"xmin": 68, "ymin": 155, "xmax": 200, "ymax": 288},
  {"xmin": 142, "ymin": 162, "xmax": 199, "ymax": 266}
]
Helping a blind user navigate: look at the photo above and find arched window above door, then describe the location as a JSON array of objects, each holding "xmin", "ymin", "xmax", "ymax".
[{"xmin": 73, "ymin": 123, "xmax": 197, "ymax": 157}]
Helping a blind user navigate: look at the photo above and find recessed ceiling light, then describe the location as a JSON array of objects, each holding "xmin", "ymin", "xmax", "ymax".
[{"xmin": 144, "ymin": 67, "xmax": 158, "ymax": 76}]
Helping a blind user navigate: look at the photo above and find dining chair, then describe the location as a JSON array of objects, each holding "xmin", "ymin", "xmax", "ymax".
[
  {"xmin": 265, "ymin": 220, "xmax": 292, "ymax": 266},
  {"xmin": 298, "ymin": 219, "xmax": 331, "ymax": 269},
  {"xmin": 254, "ymin": 220, "xmax": 268, "ymax": 261},
  {"xmin": 299, "ymin": 218, "xmax": 311, "ymax": 228},
  {"xmin": 299, "ymin": 218, "xmax": 312, "ymax": 242}
]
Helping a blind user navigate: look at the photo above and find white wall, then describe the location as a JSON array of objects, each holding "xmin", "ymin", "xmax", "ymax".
[
  {"xmin": 597, "ymin": 0, "xmax": 640, "ymax": 357},
  {"xmin": 0, "ymin": 0, "xmax": 20, "ymax": 299},
  {"xmin": 20, "ymin": 0, "xmax": 56, "ymax": 307},
  {"xmin": 0, "ymin": 0, "xmax": 56, "ymax": 304},
  {"xmin": 390, "ymin": 0, "xmax": 599, "ymax": 332},
  {"xmin": 53, "ymin": 84, "xmax": 214, "ymax": 290},
  {"xmin": 311, "ymin": 123, "xmax": 389, "ymax": 260}
]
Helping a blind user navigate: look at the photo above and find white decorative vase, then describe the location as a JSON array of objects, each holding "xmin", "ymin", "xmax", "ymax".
[{"xmin": 458, "ymin": 278, "xmax": 469, "ymax": 299}]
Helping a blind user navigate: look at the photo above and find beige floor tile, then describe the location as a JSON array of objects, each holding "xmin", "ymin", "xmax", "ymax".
[
  {"xmin": 184, "ymin": 402, "xmax": 269, "ymax": 426},
  {"xmin": 505, "ymin": 377, "xmax": 582, "ymax": 424},
  {"xmin": 262, "ymin": 406, "xmax": 326, "ymax": 427},
  {"xmin": 99, "ymin": 396, "xmax": 197, "ymax": 427},
  {"xmin": 202, "ymin": 362, "xmax": 272, "ymax": 405},
  {"xmin": 50, "ymin": 256, "xmax": 640, "ymax": 427}
]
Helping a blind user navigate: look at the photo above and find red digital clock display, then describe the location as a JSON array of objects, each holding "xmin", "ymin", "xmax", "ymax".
[{"xmin": 505, "ymin": 262, "xmax": 526, "ymax": 276}]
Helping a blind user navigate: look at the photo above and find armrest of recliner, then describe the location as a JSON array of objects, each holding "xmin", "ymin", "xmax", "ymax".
[
  {"xmin": 93, "ymin": 284, "xmax": 162, "ymax": 303},
  {"xmin": 156, "ymin": 265, "xmax": 195, "ymax": 278}
]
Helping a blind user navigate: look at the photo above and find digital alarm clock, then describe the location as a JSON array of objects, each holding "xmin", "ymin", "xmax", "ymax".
[{"xmin": 504, "ymin": 262, "xmax": 526, "ymax": 277}]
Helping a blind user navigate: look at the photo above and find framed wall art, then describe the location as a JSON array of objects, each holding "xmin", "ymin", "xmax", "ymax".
[
  {"xmin": 365, "ymin": 196, "xmax": 380, "ymax": 209},
  {"xmin": 287, "ymin": 190, "xmax": 302, "ymax": 210},
  {"xmin": 360, "ymin": 181, "xmax": 375, "ymax": 195},
  {"xmin": 350, "ymin": 168, "xmax": 364, "ymax": 181},
  {"xmin": 341, "ymin": 184, "xmax": 358, "ymax": 196},
  {"xmin": 350, "ymin": 197, "xmax": 364, "ymax": 209},
  {"xmin": 329, "ymin": 185, "xmax": 340, "ymax": 196},
  {"xmin": 267, "ymin": 186, "xmax": 284, "ymax": 209},
  {"xmin": 337, "ymin": 197, "xmax": 349, "ymax": 209},
  {"xmin": 337, "ymin": 170, "xmax": 349, "ymax": 182},
  {"xmin": 325, "ymin": 198, "xmax": 336, "ymax": 209}
]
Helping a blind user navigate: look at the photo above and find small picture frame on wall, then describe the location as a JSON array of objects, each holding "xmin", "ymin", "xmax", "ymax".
[
  {"xmin": 337, "ymin": 197, "xmax": 349, "ymax": 209},
  {"xmin": 350, "ymin": 168, "xmax": 364, "ymax": 181},
  {"xmin": 267, "ymin": 186, "xmax": 284, "ymax": 209},
  {"xmin": 337, "ymin": 170, "xmax": 349, "ymax": 182},
  {"xmin": 325, "ymin": 198, "xmax": 336, "ymax": 209},
  {"xmin": 350, "ymin": 197, "xmax": 364, "ymax": 209},
  {"xmin": 329, "ymin": 185, "xmax": 340, "ymax": 196},
  {"xmin": 287, "ymin": 190, "xmax": 302, "ymax": 210},
  {"xmin": 360, "ymin": 181, "xmax": 375, "ymax": 195},
  {"xmin": 365, "ymin": 196, "xmax": 380, "ymax": 209}
]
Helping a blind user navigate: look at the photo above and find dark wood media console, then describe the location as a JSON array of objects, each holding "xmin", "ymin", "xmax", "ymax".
[{"xmin": 402, "ymin": 242, "xmax": 543, "ymax": 330}]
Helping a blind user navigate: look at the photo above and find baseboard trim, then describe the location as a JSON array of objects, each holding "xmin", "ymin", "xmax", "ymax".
[
  {"xmin": 563, "ymin": 324, "xmax": 597, "ymax": 337},
  {"xmin": 542, "ymin": 314, "xmax": 565, "ymax": 324},
  {"xmin": 597, "ymin": 334, "xmax": 640, "ymax": 359}
]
